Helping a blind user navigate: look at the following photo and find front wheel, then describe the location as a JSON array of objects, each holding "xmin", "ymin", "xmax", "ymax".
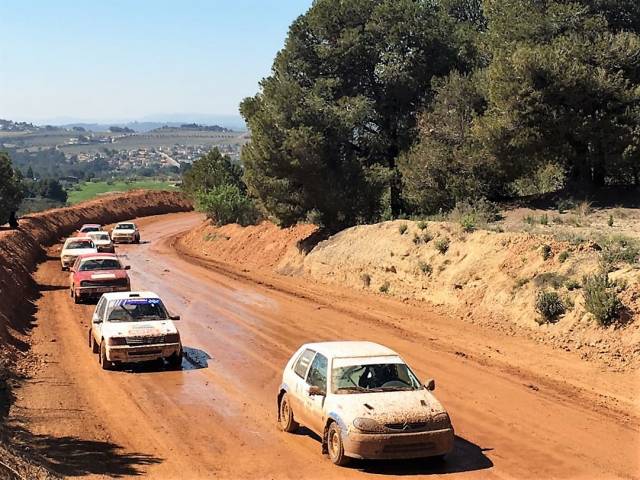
[
  {"xmin": 278, "ymin": 393, "xmax": 299, "ymax": 433},
  {"xmin": 99, "ymin": 341, "xmax": 112, "ymax": 370},
  {"xmin": 327, "ymin": 422, "xmax": 349, "ymax": 466},
  {"xmin": 167, "ymin": 349, "xmax": 182, "ymax": 369}
]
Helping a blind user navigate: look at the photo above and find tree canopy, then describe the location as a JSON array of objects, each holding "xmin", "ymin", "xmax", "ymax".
[{"xmin": 0, "ymin": 152, "xmax": 24, "ymax": 224}]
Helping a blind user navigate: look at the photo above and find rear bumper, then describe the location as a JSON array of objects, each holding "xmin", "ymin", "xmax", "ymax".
[
  {"xmin": 343, "ymin": 427, "xmax": 454, "ymax": 460},
  {"xmin": 96, "ymin": 245, "xmax": 115, "ymax": 253},
  {"xmin": 107, "ymin": 343, "xmax": 181, "ymax": 363},
  {"xmin": 75, "ymin": 285, "xmax": 130, "ymax": 298}
]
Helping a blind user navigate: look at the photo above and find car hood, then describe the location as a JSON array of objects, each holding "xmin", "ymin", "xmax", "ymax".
[
  {"xmin": 102, "ymin": 320, "xmax": 178, "ymax": 338},
  {"xmin": 62, "ymin": 248, "xmax": 97, "ymax": 257},
  {"xmin": 75, "ymin": 269, "xmax": 128, "ymax": 281},
  {"xmin": 113, "ymin": 229, "xmax": 135, "ymax": 234},
  {"xmin": 331, "ymin": 389, "xmax": 447, "ymax": 425},
  {"xmin": 93, "ymin": 239, "xmax": 112, "ymax": 245}
]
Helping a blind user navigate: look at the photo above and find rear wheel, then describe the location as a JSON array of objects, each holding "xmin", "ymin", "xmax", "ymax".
[
  {"xmin": 73, "ymin": 289, "xmax": 81, "ymax": 304},
  {"xmin": 99, "ymin": 341, "xmax": 112, "ymax": 370},
  {"xmin": 278, "ymin": 393, "xmax": 299, "ymax": 433},
  {"xmin": 89, "ymin": 330, "xmax": 99, "ymax": 353},
  {"xmin": 327, "ymin": 422, "xmax": 349, "ymax": 466}
]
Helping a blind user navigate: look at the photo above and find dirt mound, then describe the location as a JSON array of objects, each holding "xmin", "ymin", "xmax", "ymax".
[
  {"xmin": 0, "ymin": 189, "xmax": 191, "ymax": 474},
  {"xmin": 178, "ymin": 218, "xmax": 639, "ymax": 370},
  {"xmin": 179, "ymin": 219, "xmax": 317, "ymax": 273}
]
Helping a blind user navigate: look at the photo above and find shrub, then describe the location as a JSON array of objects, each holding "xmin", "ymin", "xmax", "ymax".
[
  {"xmin": 398, "ymin": 223, "xmax": 408, "ymax": 235},
  {"xmin": 558, "ymin": 251, "xmax": 569, "ymax": 263},
  {"xmin": 556, "ymin": 199, "xmax": 575, "ymax": 214},
  {"xmin": 379, "ymin": 281, "xmax": 390, "ymax": 293},
  {"xmin": 541, "ymin": 244, "xmax": 552, "ymax": 260},
  {"xmin": 360, "ymin": 273, "xmax": 371, "ymax": 288},
  {"xmin": 434, "ymin": 237, "xmax": 450, "ymax": 254},
  {"xmin": 534, "ymin": 272, "xmax": 567, "ymax": 289},
  {"xmin": 565, "ymin": 279, "xmax": 581, "ymax": 290},
  {"xmin": 539, "ymin": 214, "xmax": 549, "ymax": 225},
  {"xmin": 573, "ymin": 200, "xmax": 592, "ymax": 218},
  {"xmin": 422, "ymin": 231, "xmax": 434, "ymax": 243},
  {"xmin": 195, "ymin": 184, "xmax": 259, "ymax": 226},
  {"xmin": 535, "ymin": 291, "xmax": 565, "ymax": 322},
  {"xmin": 449, "ymin": 198, "xmax": 500, "ymax": 227},
  {"xmin": 460, "ymin": 214, "xmax": 476, "ymax": 233},
  {"xmin": 418, "ymin": 261, "xmax": 432, "ymax": 275},
  {"xmin": 523, "ymin": 214, "xmax": 535, "ymax": 225},
  {"xmin": 417, "ymin": 220, "xmax": 428, "ymax": 230},
  {"xmin": 413, "ymin": 233, "xmax": 422, "ymax": 245},
  {"xmin": 608, "ymin": 214, "xmax": 614, "ymax": 227},
  {"xmin": 582, "ymin": 272, "xmax": 622, "ymax": 326},
  {"xmin": 600, "ymin": 235, "xmax": 639, "ymax": 269}
]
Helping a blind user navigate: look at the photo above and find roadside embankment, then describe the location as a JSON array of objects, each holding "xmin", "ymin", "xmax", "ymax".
[
  {"xmin": 0, "ymin": 189, "xmax": 192, "ymax": 478},
  {"xmin": 178, "ymin": 218, "xmax": 639, "ymax": 371}
]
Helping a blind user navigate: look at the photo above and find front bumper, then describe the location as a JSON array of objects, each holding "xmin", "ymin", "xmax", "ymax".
[
  {"xmin": 343, "ymin": 427, "xmax": 454, "ymax": 460},
  {"xmin": 112, "ymin": 235, "xmax": 136, "ymax": 243},
  {"xmin": 107, "ymin": 343, "xmax": 181, "ymax": 363},
  {"xmin": 75, "ymin": 285, "xmax": 130, "ymax": 299}
]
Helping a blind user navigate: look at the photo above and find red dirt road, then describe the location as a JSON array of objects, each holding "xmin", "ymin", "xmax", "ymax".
[{"xmin": 8, "ymin": 212, "xmax": 639, "ymax": 479}]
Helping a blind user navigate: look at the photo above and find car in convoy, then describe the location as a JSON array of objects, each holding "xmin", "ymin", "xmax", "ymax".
[
  {"xmin": 111, "ymin": 222, "xmax": 140, "ymax": 244},
  {"xmin": 60, "ymin": 237, "xmax": 98, "ymax": 270},
  {"xmin": 277, "ymin": 341, "xmax": 454, "ymax": 466},
  {"xmin": 69, "ymin": 253, "xmax": 131, "ymax": 303},
  {"xmin": 89, "ymin": 291, "xmax": 182, "ymax": 370},
  {"xmin": 75, "ymin": 223, "xmax": 102, "ymax": 236},
  {"xmin": 87, "ymin": 231, "xmax": 115, "ymax": 253}
]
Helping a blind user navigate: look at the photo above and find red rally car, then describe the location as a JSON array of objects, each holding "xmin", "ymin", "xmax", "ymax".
[{"xmin": 69, "ymin": 253, "xmax": 131, "ymax": 304}]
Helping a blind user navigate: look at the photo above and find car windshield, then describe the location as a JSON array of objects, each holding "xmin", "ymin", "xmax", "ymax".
[
  {"xmin": 66, "ymin": 240, "xmax": 94, "ymax": 249},
  {"xmin": 107, "ymin": 298, "xmax": 168, "ymax": 322},
  {"xmin": 79, "ymin": 258, "xmax": 121, "ymax": 271},
  {"xmin": 89, "ymin": 233, "xmax": 110, "ymax": 241},
  {"xmin": 116, "ymin": 224, "xmax": 134, "ymax": 230},
  {"xmin": 332, "ymin": 363, "xmax": 422, "ymax": 394}
]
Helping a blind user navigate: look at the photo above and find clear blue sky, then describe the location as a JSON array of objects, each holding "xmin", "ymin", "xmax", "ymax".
[{"xmin": 0, "ymin": 0, "xmax": 313, "ymax": 124}]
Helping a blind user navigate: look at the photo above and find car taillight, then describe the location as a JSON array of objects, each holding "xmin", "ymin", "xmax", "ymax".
[
  {"xmin": 108, "ymin": 337, "xmax": 127, "ymax": 346},
  {"xmin": 165, "ymin": 333, "xmax": 180, "ymax": 343}
]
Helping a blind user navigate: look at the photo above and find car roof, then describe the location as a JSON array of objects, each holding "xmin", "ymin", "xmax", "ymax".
[
  {"xmin": 302, "ymin": 341, "xmax": 398, "ymax": 359},
  {"xmin": 101, "ymin": 291, "xmax": 159, "ymax": 301},
  {"xmin": 115, "ymin": 221, "xmax": 136, "ymax": 225},
  {"xmin": 81, "ymin": 223, "xmax": 101, "ymax": 227},
  {"xmin": 64, "ymin": 236, "xmax": 93, "ymax": 244},
  {"xmin": 87, "ymin": 230, "xmax": 109, "ymax": 235},
  {"xmin": 76, "ymin": 253, "xmax": 118, "ymax": 260}
]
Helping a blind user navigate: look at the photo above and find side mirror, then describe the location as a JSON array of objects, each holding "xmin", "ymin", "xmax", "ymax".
[
  {"xmin": 308, "ymin": 385, "xmax": 325, "ymax": 397},
  {"xmin": 425, "ymin": 378, "xmax": 436, "ymax": 391},
  {"xmin": 169, "ymin": 314, "xmax": 180, "ymax": 321},
  {"xmin": 124, "ymin": 265, "xmax": 131, "ymax": 270}
]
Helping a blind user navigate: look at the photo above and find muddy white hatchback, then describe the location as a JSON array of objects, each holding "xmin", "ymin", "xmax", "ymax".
[
  {"xmin": 89, "ymin": 291, "xmax": 182, "ymax": 370},
  {"xmin": 277, "ymin": 341, "xmax": 454, "ymax": 465}
]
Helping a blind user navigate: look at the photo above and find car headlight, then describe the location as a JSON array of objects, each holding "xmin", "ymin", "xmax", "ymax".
[
  {"xmin": 431, "ymin": 412, "xmax": 452, "ymax": 430},
  {"xmin": 352, "ymin": 417, "xmax": 386, "ymax": 433},
  {"xmin": 108, "ymin": 337, "xmax": 127, "ymax": 346}
]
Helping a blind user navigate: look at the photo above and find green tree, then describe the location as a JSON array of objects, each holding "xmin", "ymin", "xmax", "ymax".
[
  {"xmin": 0, "ymin": 152, "xmax": 25, "ymax": 223},
  {"xmin": 196, "ymin": 184, "xmax": 258, "ymax": 226},
  {"xmin": 240, "ymin": 0, "xmax": 462, "ymax": 230},
  {"xmin": 181, "ymin": 148, "xmax": 243, "ymax": 197}
]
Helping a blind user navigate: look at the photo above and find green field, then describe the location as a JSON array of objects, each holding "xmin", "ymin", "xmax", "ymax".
[{"xmin": 67, "ymin": 180, "xmax": 176, "ymax": 204}]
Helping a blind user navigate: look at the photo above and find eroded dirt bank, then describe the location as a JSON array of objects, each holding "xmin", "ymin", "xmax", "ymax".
[
  {"xmin": 181, "ymin": 218, "xmax": 640, "ymax": 371},
  {"xmin": 11, "ymin": 212, "xmax": 640, "ymax": 479},
  {"xmin": 0, "ymin": 190, "xmax": 191, "ymax": 478}
]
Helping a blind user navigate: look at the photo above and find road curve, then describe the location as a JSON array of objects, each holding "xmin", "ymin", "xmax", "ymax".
[{"xmin": 8, "ymin": 212, "xmax": 639, "ymax": 479}]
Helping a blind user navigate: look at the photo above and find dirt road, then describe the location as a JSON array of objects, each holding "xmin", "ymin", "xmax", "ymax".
[{"xmin": 8, "ymin": 212, "xmax": 639, "ymax": 479}]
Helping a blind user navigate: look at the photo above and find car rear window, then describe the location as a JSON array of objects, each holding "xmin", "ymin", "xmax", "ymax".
[{"xmin": 293, "ymin": 349, "xmax": 316, "ymax": 378}]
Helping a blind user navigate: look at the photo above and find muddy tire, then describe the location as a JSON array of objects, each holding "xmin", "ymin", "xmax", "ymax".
[
  {"xmin": 278, "ymin": 393, "xmax": 299, "ymax": 433},
  {"xmin": 89, "ymin": 330, "xmax": 98, "ymax": 353},
  {"xmin": 99, "ymin": 341, "xmax": 112, "ymax": 370},
  {"xmin": 167, "ymin": 349, "xmax": 182, "ymax": 370},
  {"xmin": 327, "ymin": 422, "xmax": 349, "ymax": 466},
  {"xmin": 73, "ymin": 290, "xmax": 81, "ymax": 304}
]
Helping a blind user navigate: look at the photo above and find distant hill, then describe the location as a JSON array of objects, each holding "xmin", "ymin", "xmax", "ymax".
[
  {"xmin": 60, "ymin": 121, "xmax": 234, "ymax": 133},
  {"xmin": 150, "ymin": 123, "xmax": 230, "ymax": 133}
]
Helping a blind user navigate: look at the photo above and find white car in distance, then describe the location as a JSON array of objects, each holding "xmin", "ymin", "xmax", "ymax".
[
  {"xmin": 277, "ymin": 341, "xmax": 454, "ymax": 466},
  {"xmin": 89, "ymin": 291, "xmax": 182, "ymax": 370},
  {"xmin": 60, "ymin": 237, "xmax": 98, "ymax": 270},
  {"xmin": 111, "ymin": 222, "xmax": 140, "ymax": 244},
  {"xmin": 87, "ymin": 231, "xmax": 115, "ymax": 253}
]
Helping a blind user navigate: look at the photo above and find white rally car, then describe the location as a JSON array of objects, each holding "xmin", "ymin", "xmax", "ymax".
[
  {"xmin": 277, "ymin": 341, "xmax": 454, "ymax": 466},
  {"xmin": 111, "ymin": 222, "xmax": 140, "ymax": 244},
  {"xmin": 89, "ymin": 291, "xmax": 182, "ymax": 370},
  {"xmin": 60, "ymin": 237, "xmax": 98, "ymax": 270},
  {"xmin": 87, "ymin": 231, "xmax": 115, "ymax": 253}
]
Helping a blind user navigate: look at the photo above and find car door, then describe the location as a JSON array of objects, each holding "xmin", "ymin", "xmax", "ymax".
[
  {"xmin": 289, "ymin": 348, "xmax": 315, "ymax": 424},
  {"xmin": 303, "ymin": 352, "xmax": 328, "ymax": 435},
  {"xmin": 92, "ymin": 297, "xmax": 107, "ymax": 344}
]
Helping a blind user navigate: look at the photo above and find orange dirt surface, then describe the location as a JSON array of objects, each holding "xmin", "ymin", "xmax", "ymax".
[{"xmin": 8, "ymin": 212, "xmax": 638, "ymax": 479}]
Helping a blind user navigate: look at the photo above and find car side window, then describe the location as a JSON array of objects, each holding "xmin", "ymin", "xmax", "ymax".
[
  {"xmin": 293, "ymin": 349, "xmax": 315, "ymax": 378},
  {"xmin": 95, "ymin": 299, "xmax": 106, "ymax": 322},
  {"xmin": 306, "ymin": 353, "xmax": 328, "ymax": 393}
]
